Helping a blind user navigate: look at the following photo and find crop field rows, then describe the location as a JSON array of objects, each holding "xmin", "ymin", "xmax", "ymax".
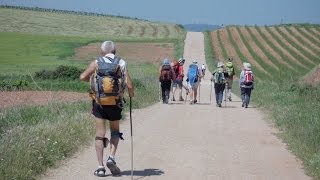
[{"xmin": 209, "ymin": 25, "xmax": 320, "ymax": 81}]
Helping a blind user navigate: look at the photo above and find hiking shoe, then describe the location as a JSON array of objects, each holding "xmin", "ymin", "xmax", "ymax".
[
  {"xmin": 194, "ymin": 100, "xmax": 197, "ymax": 104},
  {"xmin": 245, "ymin": 104, "xmax": 248, "ymax": 108},
  {"xmin": 106, "ymin": 157, "xmax": 121, "ymax": 176},
  {"xmin": 218, "ymin": 103, "xmax": 222, "ymax": 107},
  {"xmin": 94, "ymin": 167, "xmax": 107, "ymax": 177}
]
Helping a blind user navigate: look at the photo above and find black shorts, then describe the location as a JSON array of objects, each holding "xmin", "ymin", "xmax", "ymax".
[
  {"xmin": 172, "ymin": 79, "xmax": 183, "ymax": 88},
  {"xmin": 92, "ymin": 101, "xmax": 122, "ymax": 121}
]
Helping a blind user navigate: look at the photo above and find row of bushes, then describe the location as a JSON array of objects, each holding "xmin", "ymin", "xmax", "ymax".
[
  {"xmin": 1, "ymin": 65, "xmax": 85, "ymax": 92},
  {"xmin": 0, "ymin": 79, "xmax": 28, "ymax": 91},
  {"xmin": 34, "ymin": 65, "xmax": 84, "ymax": 80}
]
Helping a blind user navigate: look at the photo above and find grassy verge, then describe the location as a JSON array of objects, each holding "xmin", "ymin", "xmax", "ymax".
[
  {"xmin": 0, "ymin": 101, "xmax": 94, "ymax": 180},
  {"xmin": 203, "ymin": 31, "xmax": 216, "ymax": 73},
  {"xmin": 251, "ymin": 81, "xmax": 320, "ymax": 179}
]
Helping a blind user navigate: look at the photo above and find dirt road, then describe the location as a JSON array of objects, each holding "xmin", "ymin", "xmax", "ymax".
[{"xmin": 42, "ymin": 32, "xmax": 310, "ymax": 180}]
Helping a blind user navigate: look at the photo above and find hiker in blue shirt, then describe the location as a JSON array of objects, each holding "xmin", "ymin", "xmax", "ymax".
[
  {"xmin": 239, "ymin": 62, "xmax": 254, "ymax": 108},
  {"xmin": 187, "ymin": 60, "xmax": 202, "ymax": 104}
]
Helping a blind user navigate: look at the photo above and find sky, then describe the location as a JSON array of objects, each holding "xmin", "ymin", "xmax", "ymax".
[{"xmin": 0, "ymin": 0, "xmax": 320, "ymax": 26}]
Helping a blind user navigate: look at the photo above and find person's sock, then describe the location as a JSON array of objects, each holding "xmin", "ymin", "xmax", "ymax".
[{"xmin": 98, "ymin": 165, "xmax": 105, "ymax": 169}]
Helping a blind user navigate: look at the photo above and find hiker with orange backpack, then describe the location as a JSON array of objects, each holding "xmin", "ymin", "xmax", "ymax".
[
  {"xmin": 239, "ymin": 62, "xmax": 254, "ymax": 108},
  {"xmin": 80, "ymin": 41, "xmax": 134, "ymax": 177},
  {"xmin": 159, "ymin": 58, "xmax": 176, "ymax": 104},
  {"xmin": 172, "ymin": 58, "xmax": 186, "ymax": 101}
]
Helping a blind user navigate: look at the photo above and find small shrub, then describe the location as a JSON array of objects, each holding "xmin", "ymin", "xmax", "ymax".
[{"xmin": 0, "ymin": 78, "xmax": 29, "ymax": 91}]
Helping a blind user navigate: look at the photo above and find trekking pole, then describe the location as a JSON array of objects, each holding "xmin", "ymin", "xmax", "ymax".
[
  {"xmin": 129, "ymin": 97, "xmax": 133, "ymax": 179},
  {"xmin": 210, "ymin": 80, "xmax": 212, "ymax": 104},
  {"xmin": 198, "ymin": 81, "xmax": 201, "ymax": 103},
  {"xmin": 183, "ymin": 84, "xmax": 188, "ymax": 103},
  {"xmin": 159, "ymin": 82, "xmax": 161, "ymax": 102},
  {"xmin": 224, "ymin": 83, "xmax": 227, "ymax": 108}
]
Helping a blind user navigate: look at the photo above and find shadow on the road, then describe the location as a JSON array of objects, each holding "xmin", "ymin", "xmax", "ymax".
[
  {"xmin": 227, "ymin": 100, "xmax": 242, "ymax": 103},
  {"xmin": 120, "ymin": 168, "xmax": 164, "ymax": 179},
  {"xmin": 194, "ymin": 102, "xmax": 212, "ymax": 105},
  {"xmin": 244, "ymin": 106, "xmax": 257, "ymax": 109},
  {"xmin": 168, "ymin": 102, "xmax": 186, "ymax": 105},
  {"xmin": 223, "ymin": 106, "xmax": 237, "ymax": 108}
]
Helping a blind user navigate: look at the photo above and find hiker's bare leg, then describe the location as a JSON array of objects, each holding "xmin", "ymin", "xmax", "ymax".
[
  {"xmin": 179, "ymin": 86, "xmax": 183, "ymax": 98},
  {"xmin": 109, "ymin": 120, "xmax": 120, "ymax": 157},
  {"xmin": 189, "ymin": 88, "xmax": 193, "ymax": 101},
  {"xmin": 171, "ymin": 81, "xmax": 176, "ymax": 100},
  {"xmin": 194, "ymin": 87, "xmax": 198, "ymax": 101},
  {"xmin": 95, "ymin": 118, "xmax": 106, "ymax": 166}
]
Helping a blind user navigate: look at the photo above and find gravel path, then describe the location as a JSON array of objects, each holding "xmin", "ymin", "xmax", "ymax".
[{"xmin": 41, "ymin": 32, "xmax": 310, "ymax": 180}]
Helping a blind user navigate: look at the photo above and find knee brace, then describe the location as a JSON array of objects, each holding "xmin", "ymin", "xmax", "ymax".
[
  {"xmin": 111, "ymin": 131, "xmax": 124, "ymax": 140},
  {"xmin": 95, "ymin": 137, "xmax": 109, "ymax": 148}
]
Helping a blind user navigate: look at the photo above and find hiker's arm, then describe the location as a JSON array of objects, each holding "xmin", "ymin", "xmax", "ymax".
[
  {"xmin": 80, "ymin": 61, "xmax": 96, "ymax": 82},
  {"xmin": 126, "ymin": 69, "xmax": 135, "ymax": 97},
  {"xmin": 210, "ymin": 71, "xmax": 216, "ymax": 81}
]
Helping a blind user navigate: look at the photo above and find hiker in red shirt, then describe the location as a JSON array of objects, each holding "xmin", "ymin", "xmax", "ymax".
[{"xmin": 172, "ymin": 58, "xmax": 186, "ymax": 101}]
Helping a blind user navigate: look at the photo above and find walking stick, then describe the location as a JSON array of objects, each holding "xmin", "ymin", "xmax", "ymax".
[
  {"xmin": 183, "ymin": 84, "xmax": 188, "ymax": 103},
  {"xmin": 159, "ymin": 82, "xmax": 161, "ymax": 102},
  {"xmin": 198, "ymin": 80, "xmax": 201, "ymax": 103},
  {"xmin": 130, "ymin": 97, "xmax": 133, "ymax": 179},
  {"xmin": 210, "ymin": 80, "xmax": 212, "ymax": 104},
  {"xmin": 224, "ymin": 83, "xmax": 227, "ymax": 108}
]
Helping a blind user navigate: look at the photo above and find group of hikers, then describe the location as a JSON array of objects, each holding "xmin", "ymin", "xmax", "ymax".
[
  {"xmin": 158, "ymin": 58, "xmax": 207, "ymax": 104},
  {"xmin": 79, "ymin": 40, "xmax": 254, "ymax": 177},
  {"xmin": 159, "ymin": 57, "xmax": 254, "ymax": 108}
]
